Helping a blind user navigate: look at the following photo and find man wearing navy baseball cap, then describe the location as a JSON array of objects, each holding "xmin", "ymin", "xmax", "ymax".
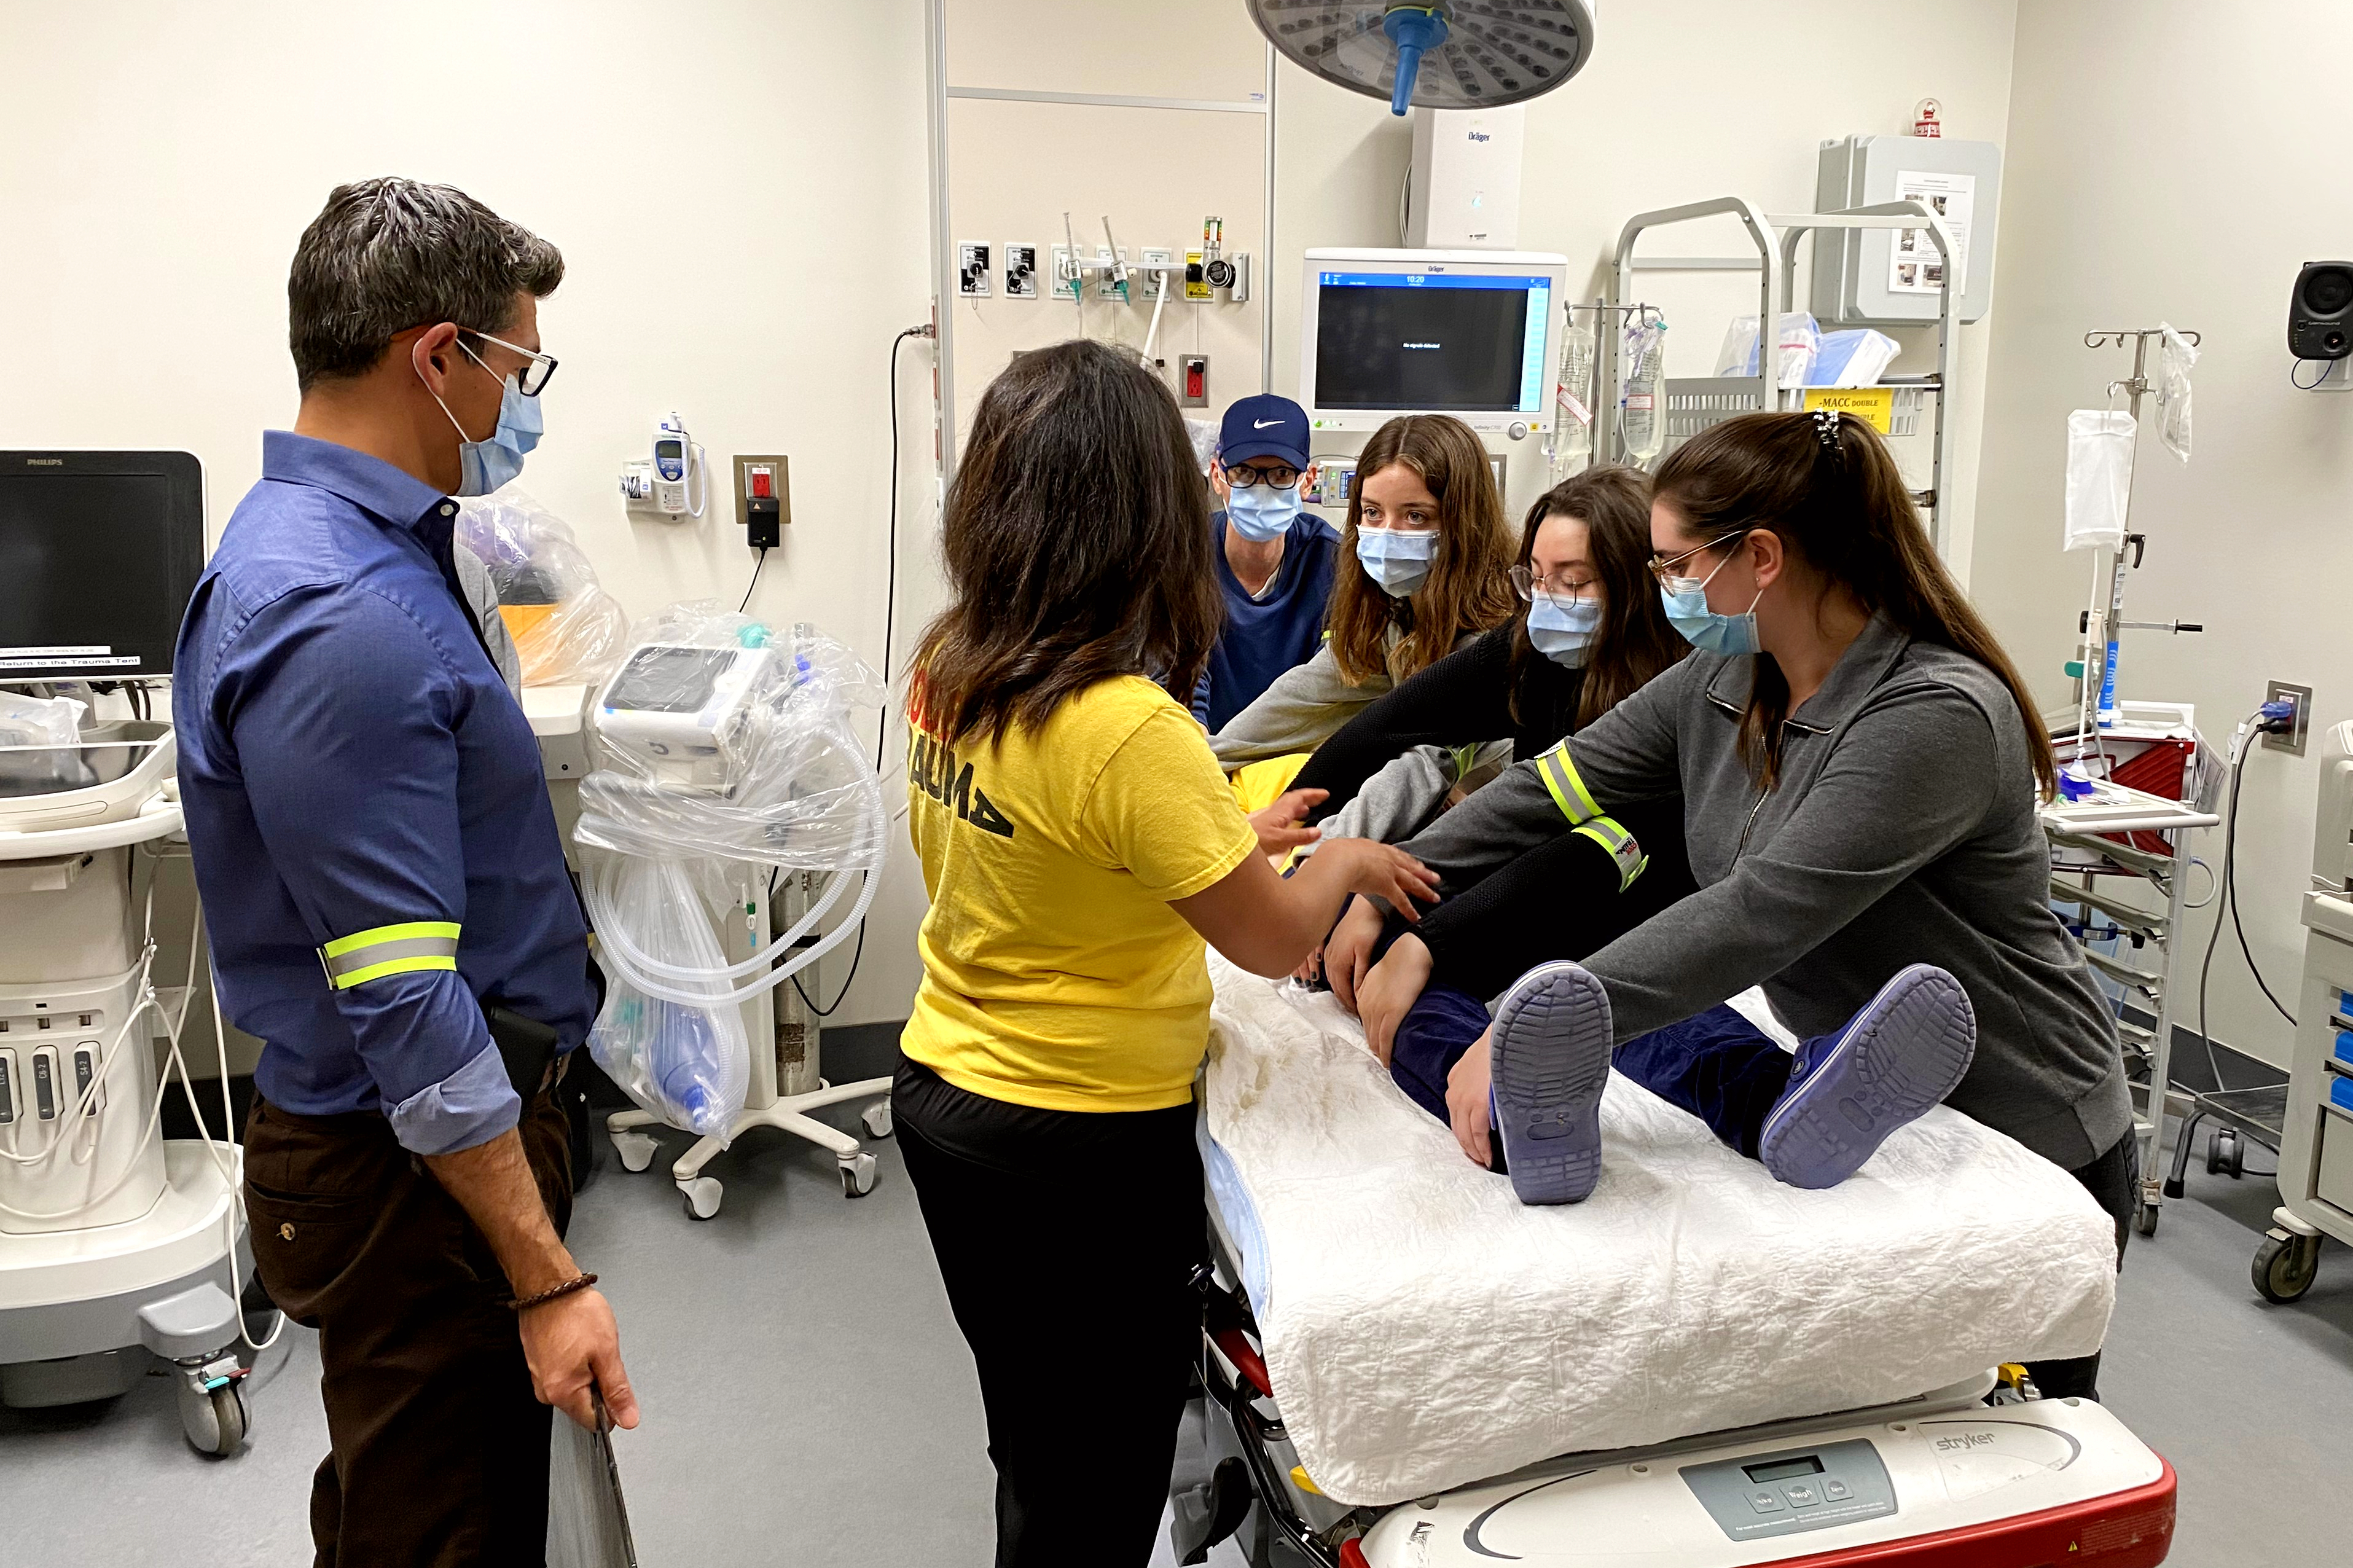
[{"xmin": 1192, "ymin": 393, "xmax": 1341, "ymax": 732}]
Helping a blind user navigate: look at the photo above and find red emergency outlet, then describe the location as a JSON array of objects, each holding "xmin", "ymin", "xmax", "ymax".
[{"xmin": 1185, "ymin": 359, "xmax": 1206, "ymax": 399}]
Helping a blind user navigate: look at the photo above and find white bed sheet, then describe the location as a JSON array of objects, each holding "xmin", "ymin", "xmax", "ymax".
[{"xmin": 1200, "ymin": 955, "xmax": 2119, "ymax": 1508}]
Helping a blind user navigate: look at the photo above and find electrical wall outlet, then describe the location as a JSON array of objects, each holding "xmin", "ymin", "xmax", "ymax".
[
  {"xmin": 957, "ymin": 241, "xmax": 992, "ymax": 297},
  {"xmin": 1003, "ymin": 243, "xmax": 1038, "ymax": 299},
  {"xmin": 2265, "ymin": 679, "xmax": 2314, "ymax": 755},
  {"xmin": 733, "ymin": 455, "xmax": 791, "ymax": 539},
  {"xmin": 1178, "ymin": 355, "xmax": 1209, "ymax": 408}
]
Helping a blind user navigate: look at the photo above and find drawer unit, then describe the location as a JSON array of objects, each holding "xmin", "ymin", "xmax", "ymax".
[{"xmin": 2320, "ymin": 1109, "xmax": 2353, "ymax": 1216}]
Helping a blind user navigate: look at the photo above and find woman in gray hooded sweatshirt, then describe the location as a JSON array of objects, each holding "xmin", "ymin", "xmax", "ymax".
[{"xmin": 1353, "ymin": 408, "xmax": 2132, "ymax": 1400}]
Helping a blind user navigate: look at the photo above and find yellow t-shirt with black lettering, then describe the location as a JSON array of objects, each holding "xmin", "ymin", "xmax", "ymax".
[{"xmin": 900, "ymin": 675, "xmax": 1259, "ymax": 1113}]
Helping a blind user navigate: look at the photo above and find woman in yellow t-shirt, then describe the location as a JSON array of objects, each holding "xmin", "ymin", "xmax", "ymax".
[{"xmin": 896, "ymin": 339, "xmax": 1438, "ymax": 1566}]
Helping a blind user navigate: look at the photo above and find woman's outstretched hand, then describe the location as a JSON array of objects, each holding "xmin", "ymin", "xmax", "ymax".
[{"xmin": 1247, "ymin": 787, "xmax": 1326, "ymax": 859}]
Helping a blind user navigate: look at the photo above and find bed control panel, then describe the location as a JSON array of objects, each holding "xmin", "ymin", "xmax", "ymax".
[{"xmin": 1681, "ymin": 1438, "xmax": 1897, "ymax": 1541}]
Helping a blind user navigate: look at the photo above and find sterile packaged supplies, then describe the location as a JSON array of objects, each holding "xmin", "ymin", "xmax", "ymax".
[
  {"xmin": 2064, "ymin": 410, "xmax": 2137, "ymax": 552},
  {"xmin": 2155, "ymin": 321, "xmax": 2196, "ymax": 463},
  {"xmin": 456, "ymin": 490, "xmax": 630, "ymax": 686},
  {"xmin": 0, "ymin": 691, "xmax": 90, "ymax": 794},
  {"xmin": 1809, "ymin": 328, "xmax": 1901, "ymax": 388},
  {"xmin": 1713, "ymin": 312, "xmax": 1821, "ymax": 385}
]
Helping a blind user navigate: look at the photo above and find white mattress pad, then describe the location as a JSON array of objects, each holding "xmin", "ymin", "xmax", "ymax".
[{"xmin": 1200, "ymin": 956, "xmax": 2119, "ymax": 1508}]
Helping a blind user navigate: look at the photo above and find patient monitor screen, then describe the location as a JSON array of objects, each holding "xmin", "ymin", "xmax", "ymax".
[
  {"xmin": 1314, "ymin": 270, "xmax": 1550, "ymax": 414},
  {"xmin": 0, "ymin": 471, "xmax": 187, "ymax": 677}
]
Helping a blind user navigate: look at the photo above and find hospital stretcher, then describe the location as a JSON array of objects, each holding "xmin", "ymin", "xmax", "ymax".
[{"xmin": 1175, "ymin": 961, "xmax": 2177, "ymax": 1567}]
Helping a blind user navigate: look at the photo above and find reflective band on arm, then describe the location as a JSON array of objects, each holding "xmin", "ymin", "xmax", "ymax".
[
  {"xmin": 1572, "ymin": 815, "xmax": 1650, "ymax": 893},
  {"xmin": 317, "ymin": 921, "xmax": 461, "ymax": 991},
  {"xmin": 1533, "ymin": 741, "xmax": 1605, "ymax": 827}
]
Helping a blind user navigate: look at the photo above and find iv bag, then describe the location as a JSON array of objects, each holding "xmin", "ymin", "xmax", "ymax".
[
  {"xmin": 2155, "ymin": 323, "xmax": 2196, "ymax": 464},
  {"xmin": 1549, "ymin": 321, "xmax": 1596, "ymax": 480},
  {"xmin": 1621, "ymin": 320, "xmax": 1667, "ymax": 468},
  {"xmin": 2064, "ymin": 410, "xmax": 2136, "ymax": 552}
]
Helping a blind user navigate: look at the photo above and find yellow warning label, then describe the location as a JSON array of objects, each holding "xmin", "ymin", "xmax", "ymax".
[
  {"xmin": 1801, "ymin": 386, "xmax": 1896, "ymax": 434},
  {"xmin": 1185, "ymin": 251, "xmax": 1212, "ymax": 302}
]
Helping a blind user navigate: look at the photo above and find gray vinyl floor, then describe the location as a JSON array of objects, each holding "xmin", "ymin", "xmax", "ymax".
[{"xmin": 3, "ymin": 1104, "xmax": 2346, "ymax": 1567}]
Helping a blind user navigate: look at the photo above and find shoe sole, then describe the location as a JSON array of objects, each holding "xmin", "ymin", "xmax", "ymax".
[
  {"xmin": 1489, "ymin": 961, "xmax": 1615, "ymax": 1205},
  {"xmin": 1757, "ymin": 964, "xmax": 1977, "ymax": 1190}
]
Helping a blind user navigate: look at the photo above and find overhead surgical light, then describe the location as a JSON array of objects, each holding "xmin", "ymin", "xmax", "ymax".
[{"xmin": 1245, "ymin": 1, "xmax": 1596, "ymax": 117}]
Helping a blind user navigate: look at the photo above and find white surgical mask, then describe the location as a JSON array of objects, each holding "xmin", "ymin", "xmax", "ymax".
[
  {"xmin": 1355, "ymin": 527, "xmax": 1435, "ymax": 597},
  {"xmin": 1527, "ymin": 593, "xmax": 1601, "ymax": 667}
]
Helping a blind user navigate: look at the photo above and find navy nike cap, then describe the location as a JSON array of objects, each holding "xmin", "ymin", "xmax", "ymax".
[{"xmin": 1218, "ymin": 394, "xmax": 1309, "ymax": 470}]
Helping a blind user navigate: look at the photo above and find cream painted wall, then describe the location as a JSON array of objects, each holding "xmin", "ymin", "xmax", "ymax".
[
  {"xmin": 1267, "ymin": 0, "xmax": 2022, "ymax": 561},
  {"xmin": 6, "ymin": 2, "xmax": 2029, "ymax": 1044},
  {"xmin": 1, "ymin": 1, "xmax": 936, "ymax": 1030},
  {"xmin": 1974, "ymin": 1, "xmax": 2353, "ymax": 1070}
]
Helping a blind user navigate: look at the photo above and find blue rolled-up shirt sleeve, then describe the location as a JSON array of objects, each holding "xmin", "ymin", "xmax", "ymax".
[{"xmin": 217, "ymin": 587, "xmax": 518, "ymax": 1154}]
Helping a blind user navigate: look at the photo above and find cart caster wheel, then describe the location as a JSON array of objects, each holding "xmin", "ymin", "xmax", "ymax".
[
  {"xmin": 861, "ymin": 1101, "xmax": 894, "ymax": 1140},
  {"xmin": 2132, "ymin": 1199, "xmax": 2159, "ymax": 1237},
  {"xmin": 840, "ymin": 1153, "xmax": 877, "ymax": 1199},
  {"xmin": 179, "ymin": 1379, "xmax": 248, "ymax": 1458},
  {"xmin": 679, "ymin": 1176, "xmax": 723, "ymax": 1220},
  {"xmin": 612, "ymin": 1131, "xmax": 659, "ymax": 1174},
  {"xmin": 2205, "ymin": 1132, "xmax": 2223, "ymax": 1176},
  {"xmin": 2222, "ymin": 1131, "xmax": 2245, "ymax": 1179},
  {"xmin": 2253, "ymin": 1230, "xmax": 2320, "ymax": 1304}
]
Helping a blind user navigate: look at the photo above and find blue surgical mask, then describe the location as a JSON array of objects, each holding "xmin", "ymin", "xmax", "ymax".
[
  {"xmin": 426, "ymin": 341, "xmax": 545, "ymax": 497},
  {"xmin": 1355, "ymin": 527, "xmax": 1435, "ymax": 597},
  {"xmin": 1225, "ymin": 482, "xmax": 1301, "ymax": 544},
  {"xmin": 1527, "ymin": 592, "xmax": 1602, "ymax": 667},
  {"xmin": 1659, "ymin": 549, "xmax": 1764, "ymax": 657}
]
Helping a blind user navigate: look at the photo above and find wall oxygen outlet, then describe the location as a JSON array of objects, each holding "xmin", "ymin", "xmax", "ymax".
[
  {"xmin": 1003, "ymin": 243, "xmax": 1039, "ymax": 298},
  {"xmin": 2264, "ymin": 679, "xmax": 2314, "ymax": 755}
]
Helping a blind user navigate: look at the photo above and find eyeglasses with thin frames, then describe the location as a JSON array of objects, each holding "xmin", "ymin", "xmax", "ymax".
[{"xmin": 460, "ymin": 328, "xmax": 559, "ymax": 397}]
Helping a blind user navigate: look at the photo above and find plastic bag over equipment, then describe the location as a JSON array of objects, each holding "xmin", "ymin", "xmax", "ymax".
[
  {"xmin": 574, "ymin": 603, "xmax": 888, "ymax": 1139},
  {"xmin": 456, "ymin": 490, "xmax": 630, "ymax": 686}
]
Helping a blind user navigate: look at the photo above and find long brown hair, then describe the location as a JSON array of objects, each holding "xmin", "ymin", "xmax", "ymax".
[
  {"xmin": 1507, "ymin": 465, "xmax": 1687, "ymax": 730},
  {"xmin": 1651, "ymin": 410, "xmax": 2057, "ymax": 794},
  {"xmin": 912, "ymin": 339, "xmax": 1222, "ymax": 747},
  {"xmin": 1326, "ymin": 415, "xmax": 1517, "ymax": 684}
]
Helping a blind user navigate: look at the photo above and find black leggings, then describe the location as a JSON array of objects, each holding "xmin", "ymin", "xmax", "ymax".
[
  {"xmin": 2024, "ymin": 1131, "xmax": 2139, "ymax": 1400},
  {"xmin": 894, "ymin": 1057, "xmax": 1206, "ymax": 1568}
]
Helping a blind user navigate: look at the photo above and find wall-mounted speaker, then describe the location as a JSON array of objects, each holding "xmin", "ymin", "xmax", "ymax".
[{"xmin": 2289, "ymin": 261, "xmax": 2353, "ymax": 359}]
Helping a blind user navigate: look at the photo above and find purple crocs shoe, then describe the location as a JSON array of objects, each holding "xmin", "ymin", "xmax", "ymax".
[
  {"xmin": 1757, "ymin": 964, "xmax": 1977, "ymax": 1190},
  {"xmin": 1488, "ymin": 960, "xmax": 1615, "ymax": 1204}
]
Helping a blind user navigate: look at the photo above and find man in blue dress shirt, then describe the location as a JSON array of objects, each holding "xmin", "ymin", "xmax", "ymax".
[
  {"xmin": 174, "ymin": 178, "xmax": 636, "ymax": 1563},
  {"xmin": 1189, "ymin": 394, "xmax": 1339, "ymax": 733}
]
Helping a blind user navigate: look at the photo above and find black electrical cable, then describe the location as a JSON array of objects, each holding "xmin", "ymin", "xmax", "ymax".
[
  {"xmin": 2196, "ymin": 719, "xmax": 2298, "ymax": 1096},
  {"xmin": 737, "ymin": 546, "xmax": 769, "ymax": 615},
  {"xmin": 780, "ymin": 327, "xmax": 925, "ymax": 1022}
]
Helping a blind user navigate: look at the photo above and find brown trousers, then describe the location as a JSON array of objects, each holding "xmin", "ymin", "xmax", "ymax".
[{"xmin": 243, "ymin": 1088, "xmax": 573, "ymax": 1568}]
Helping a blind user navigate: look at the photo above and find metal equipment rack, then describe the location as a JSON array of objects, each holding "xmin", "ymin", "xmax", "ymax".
[
  {"xmin": 2040, "ymin": 783, "xmax": 2220, "ymax": 1238},
  {"xmin": 1594, "ymin": 196, "xmax": 1960, "ymax": 556}
]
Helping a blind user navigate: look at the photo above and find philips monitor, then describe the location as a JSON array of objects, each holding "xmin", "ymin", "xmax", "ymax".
[
  {"xmin": 1300, "ymin": 248, "xmax": 1569, "ymax": 435},
  {"xmin": 0, "ymin": 450, "xmax": 205, "ymax": 681}
]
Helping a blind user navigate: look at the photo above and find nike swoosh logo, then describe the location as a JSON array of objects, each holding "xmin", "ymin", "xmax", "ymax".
[{"xmin": 1254, "ymin": 419, "xmax": 1283, "ymax": 428}]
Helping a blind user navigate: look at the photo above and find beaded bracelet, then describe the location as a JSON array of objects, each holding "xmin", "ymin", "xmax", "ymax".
[{"xmin": 510, "ymin": 1272, "xmax": 598, "ymax": 1311}]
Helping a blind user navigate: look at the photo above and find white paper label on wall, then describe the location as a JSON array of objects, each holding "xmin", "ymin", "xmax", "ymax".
[{"xmin": 1888, "ymin": 170, "xmax": 1975, "ymax": 294}]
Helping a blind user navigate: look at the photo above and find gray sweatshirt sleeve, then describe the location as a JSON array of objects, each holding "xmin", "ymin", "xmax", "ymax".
[
  {"xmin": 1584, "ymin": 683, "xmax": 2000, "ymax": 1040},
  {"xmin": 1393, "ymin": 654, "xmax": 1694, "ymax": 893},
  {"xmin": 1209, "ymin": 643, "xmax": 1392, "ymax": 767}
]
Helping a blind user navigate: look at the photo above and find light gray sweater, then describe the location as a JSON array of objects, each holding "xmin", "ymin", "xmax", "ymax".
[{"xmin": 1396, "ymin": 613, "xmax": 2131, "ymax": 1172}]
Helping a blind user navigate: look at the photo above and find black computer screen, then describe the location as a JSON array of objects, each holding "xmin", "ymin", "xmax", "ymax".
[
  {"xmin": 1313, "ymin": 271, "xmax": 1548, "ymax": 413},
  {"xmin": 0, "ymin": 453, "xmax": 205, "ymax": 680}
]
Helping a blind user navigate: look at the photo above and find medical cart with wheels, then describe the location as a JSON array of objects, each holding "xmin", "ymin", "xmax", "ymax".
[
  {"xmin": 2258, "ymin": 718, "xmax": 2353, "ymax": 1303},
  {"xmin": 0, "ymin": 723, "xmax": 259, "ymax": 1457},
  {"xmin": 2038, "ymin": 774, "xmax": 2218, "ymax": 1240},
  {"xmin": 603, "ymin": 866, "xmax": 891, "ymax": 1220}
]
